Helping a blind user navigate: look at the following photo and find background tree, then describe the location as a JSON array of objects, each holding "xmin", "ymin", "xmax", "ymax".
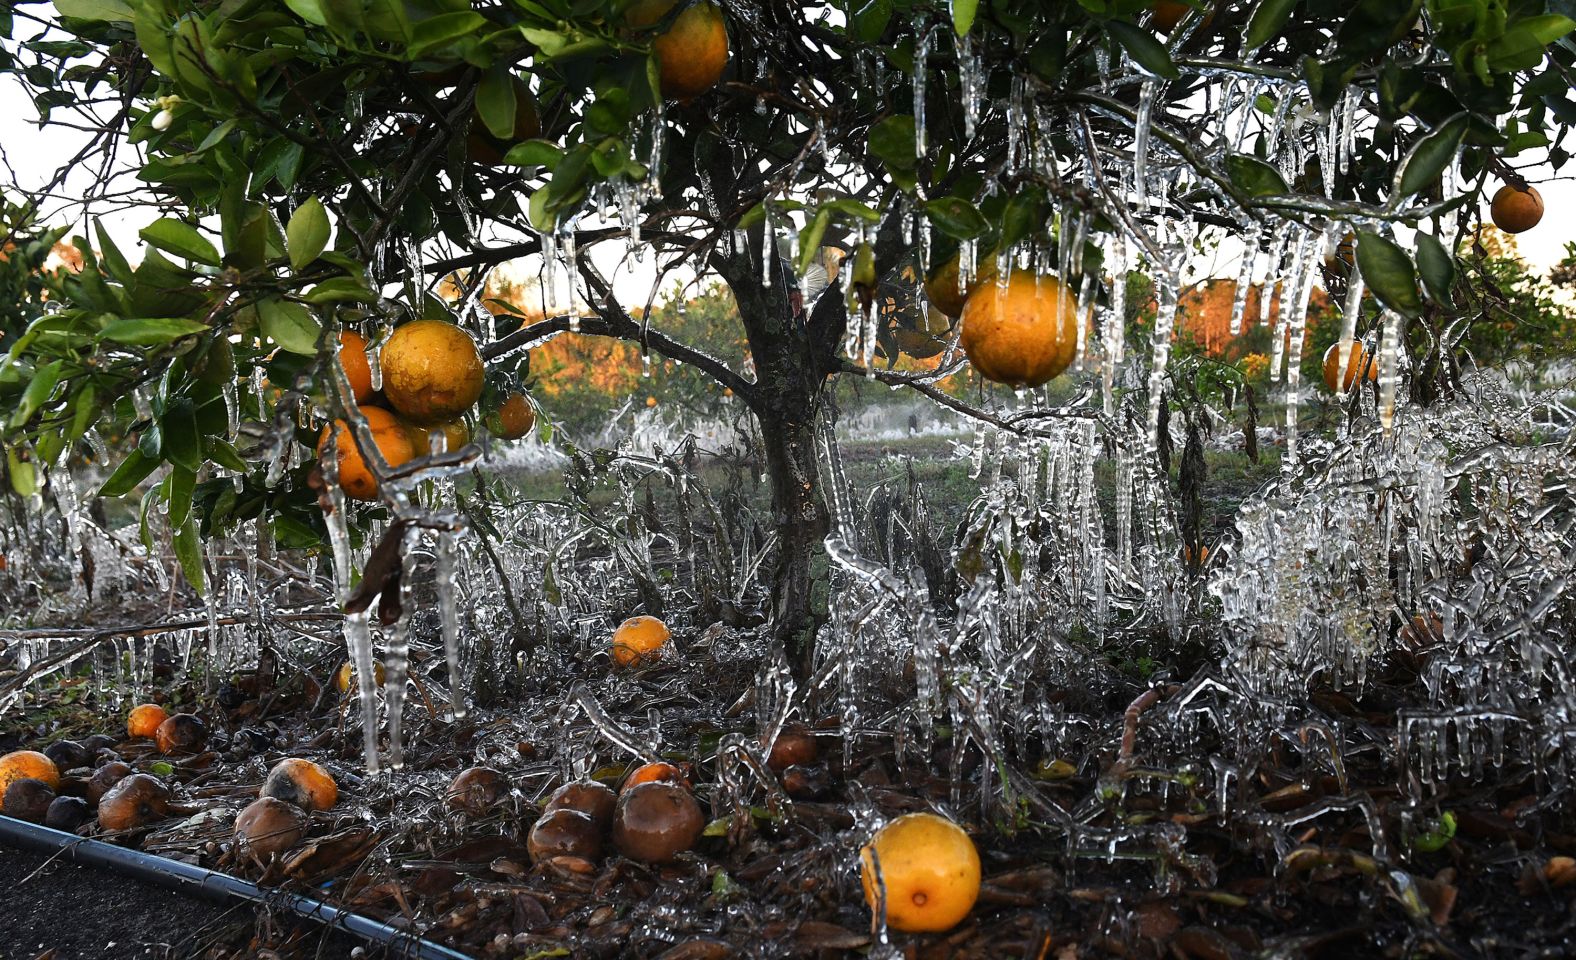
[{"xmin": 1, "ymin": 0, "xmax": 1573, "ymax": 678}]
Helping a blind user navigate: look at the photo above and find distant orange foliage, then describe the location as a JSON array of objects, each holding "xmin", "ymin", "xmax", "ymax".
[{"xmin": 1173, "ymin": 279, "xmax": 1332, "ymax": 356}]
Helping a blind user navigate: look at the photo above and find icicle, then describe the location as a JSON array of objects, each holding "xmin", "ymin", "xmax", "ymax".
[
  {"xmin": 382, "ymin": 525, "xmax": 418, "ymax": 770},
  {"xmin": 1075, "ymin": 273, "xmax": 1095, "ymax": 369},
  {"xmin": 1103, "ymin": 238, "xmax": 1128, "ymax": 419},
  {"xmin": 1269, "ymin": 233, "xmax": 1312, "ymax": 382},
  {"xmin": 1229, "ymin": 225, "xmax": 1259, "ymax": 336},
  {"xmin": 437, "ymin": 527, "xmax": 465, "ymax": 719},
  {"xmin": 1145, "ymin": 271, "xmax": 1179, "ymax": 453},
  {"xmin": 222, "ymin": 378, "xmax": 239, "ymax": 439},
  {"xmin": 760, "ymin": 206, "xmax": 775, "ymax": 288},
  {"xmin": 1281, "ymin": 233, "xmax": 1324, "ymax": 468},
  {"xmin": 1333, "ymin": 263, "xmax": 1366, "ymax": 402},
  {"xmin": 1258, "ymin": 234, "xmax": 1288, "ymax": 327},
  {"xmin": 319, "ymin": 428, "xmax": 382, "ymax": 774},
  {"xmin": 1377, "ymin": 310, "xmax": 1402, "ymax": 436},
  {"xmin": 1132, "ymin": 79, "xmax": 1158, "ymax": 213},
  {"xmin": 913, "ymin": 16, "xmax": 929, "ymax": 157},
  {"xmin": 956, "ymin": 31, "xmax": 982, "ymax": 140}
]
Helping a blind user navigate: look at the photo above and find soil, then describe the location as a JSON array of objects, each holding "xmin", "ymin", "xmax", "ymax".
[{"xmin": 0, "ymin": 842, "xmax": 364, "ymax": 960}]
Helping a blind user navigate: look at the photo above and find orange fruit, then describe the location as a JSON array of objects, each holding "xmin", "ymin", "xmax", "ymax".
[
  {"xmin": 611, "ymin": 615, "xmax": 669, "ymax": 667},
  {"xmin": 622, "ymin": 761, "xmax": 688, "ymax": 793},
  {"xmin": 467, "ymin": 77, "xmax": 542, "ymax": 165},
  {"xmin": 333, "ymin": 660, "xmax": 386, "ymax": 695},
  {"xmin": 925, "ymin": 253, "xmax": 997, "ymax": 320},
  {"xmin": 627, "ymin": 0, "xmax": 730, "ymax": 100},
  {"xmin": 486, "ymin": 393, "xmax": 536, "ymax": 440},
  {"xmin": 316, "ymin": 406, "xmax": 418, "ymax": 501},
  {"xmin": 1490, "ymin": 184, "xmax": 1543, "ymax": 234},
  {"xmin": 406, "ymin": 418, "xmax": 470, "ymax": 453},
  {"xmin": 338, "ymin": 330, "xmax": 374, "ymax": 404},
  {"xmin": 1322, "ymin": 340, "xmax": 1378, "ymax": 393},
  {"xmin": 380, "ymin": 319, "xmax": 486, "ymax": 424},
  {"xmin": 860, "ymin": 812, "xmax": 981, "ymax": 933},
  {"xmin": 0, "ymin": 750, "xmax": 61, "ymax": 793},
  {"xmin": 127, "ymin": 703, "xmax": 169, "ymax": 740},
  {"xmin": 1153, "ymin": 1, "xmax": 1187, "ymax": 30},
  {"xmin": 261, "ymin": 758, "xmax": 338, "ymax": 811},
  {"xmin": 646, "ymin": 396, "xmax": 658, "ymax": 408},
  {"xmin": 1183, "ymin": 543, "xmax": 1210, "ymax": 567},
  {"xmin": 959, "ymin": 272, "xmax": 1078, "ymax": 388}
]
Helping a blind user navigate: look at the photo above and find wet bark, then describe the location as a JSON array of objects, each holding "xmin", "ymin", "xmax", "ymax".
[{"xmin": 714, "ymin": 245, "xmax": 839, "ymax": 679}]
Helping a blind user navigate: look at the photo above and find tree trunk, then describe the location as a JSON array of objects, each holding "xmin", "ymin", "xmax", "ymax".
[
  {"xmin": 713, "ymin": 238, "xmax": 837, "ymax": 680},
  {"xmin": 757, "ymin": 380, "xmax": 828, "ymax": 679}
]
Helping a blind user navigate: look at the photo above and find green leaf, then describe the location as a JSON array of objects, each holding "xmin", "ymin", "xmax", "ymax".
[
  {"xmin": 1108, "ymin": 21, "xmax": 1179, "ymax": 80},
  {"xmin": 851, "ymin": 0, "xmax": 892, "ymax": 43},
  {"xmin": 999, "ymin": 188, "xmax": 1051, "ymax": 251},
  {"xmin": 282, "ymin": 0, "xmax": 328, "ymax": 27},
  {"xmin": 924, "ymin": 197, "xmax": 989, "ymax": 240},
  {"xmin": 1225, "ymin": 154, "xmax": 1289, "ymax": 197},
  {"xmin": 409, "ymin": 11, "xmax": 487, "ymax": 58},
  {"xmin": 868, "ymin": 115, "xmax": 917, "ymax": 171},
  {"xmin": 821, "ymin": 198, "xmax": 882, "ymax": 223},
  {"xmin": 1355, "ymin": 230, "xmax": 1423, "ymax": 318},
  {"xmin": 501, "ymin": 138, "xmax": 564, "ymax": 168},
  {"xmin": 53, "ymin": 0, "xmax": 131, "ymax": 23},
  {"xmin": 1396, "ymin": 114, "xmax": 1467, "ymax": 199},
  {"xmin": 162, "ymin": 400, "xmax": 202, "ymax": 472},
  {"xmin": 304, "ymin": 277, "xmax": 378, "ymax": 304},
  {"xmin": 1487, "ymin": 16, "xmax": 1575, "ymax": 71},
  {"xmin": 140, "ymin": 218, "xmax": 221, "ymax": 266},
  {"xmin": 476, "ymin": 66, "xmax": 518, "ymax": 140},
  {"xmin": 286, "ymin": 196, "xmax": 331, "ymax": 271},
  {"xmin": 99, "ymin": 449, "xmax": 158, "ymax": 497},
  {"xmin": 1244, "ymin": 0, "xmax": 1297, "ymax": 53},
  {"xmin": 1519, "ymin": 13, "xmax": 1576, "ymax": 43},
  {"xmin": 257, "ymin": 297, "xmax": 322, "ymax": 354},
  {"xmin": 11, "ymin": 360, "xmax": 62, "ymax": 428},
  {"xmin": 952, "ymin": 0, "xmax": 978, "ymax": 35},
  {"xmin": 94, "ymin": 220, "xmax": 133, "ymax": 283},
  {"xmin": 173, "ymin": 514, "xmax": 207, "ymax": 597},
  {"xmin": 99, "ymin": 317, "xmax": 211, "ymax": 345},
  {"xmin": 205, "ymin": 437, "xmax": 249, "ymax": 474},
  {"xmin": 5, "ymin": 447, "xmax": 37, "ymax": 498},
  {"xmin": 167, "ymin": 464, "xmax": 196, "ymax": 527},
  {"xmin": 1413, "ymin": 233, "xmax": 1454, "ymax": 306},
  {"xmin": 796, "ymin": 209, "xmax": 831, "ymax": 275}
]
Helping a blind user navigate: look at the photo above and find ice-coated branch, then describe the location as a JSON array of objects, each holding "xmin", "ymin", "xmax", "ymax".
[{"xmin": 481, "ymin": 271, "xmax": 758, "ymax": 404}]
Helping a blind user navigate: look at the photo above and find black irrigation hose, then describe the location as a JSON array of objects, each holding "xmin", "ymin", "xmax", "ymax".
[{"xmin": 0, "ymin": 815, "xmax": 473, "ymax": 960}]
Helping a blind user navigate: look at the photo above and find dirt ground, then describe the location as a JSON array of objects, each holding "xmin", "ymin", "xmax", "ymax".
[{"xmin": 0, "ymin": 843, "xmax": 364, "ymax": 960}]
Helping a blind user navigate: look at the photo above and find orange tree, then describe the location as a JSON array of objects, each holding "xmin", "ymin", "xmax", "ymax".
[{"xmin": 1, "ymin": 0, "xmax": 1573, "ymax": 675}]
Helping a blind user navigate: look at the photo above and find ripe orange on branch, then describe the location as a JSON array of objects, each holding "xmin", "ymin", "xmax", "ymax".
[
  {"xmin": 627, "ymin": 0, "xmax": 730, "ymax": 101},
  {"xmin": 1490, "ymin": 184, "xmax": 1543, "ymax": 234},
  {"xmin": 338, "ymin": 330, "xmax": 374, "ymax": 404},
  {"xmin": 860, "ymin": 812, "xmax": 981, "ymax": 933},
  {"xmin": 1322, "ymin": 340, "xmax": 1378, "ymax": 393},
  {"xmin": 960, "ymin": 272, "xmax": 1079, "ymax": 388},
  {"xmin": 380, "ymin": 319, "xmax": 486, "ymax": 424},
  {"xmin": 925, "ymin": 252, "xmax": 996, "ymax": 320},
  {"xmin": 486, "ymin": 392, "xmax": 536, "ymax": 440},
  {"xmin": 406, "ymin": 418, "xmax": 470, "ymax": 454},
  {"xmin": 317, "ymin": 407, "xmax": 417, "ymax": 501}
]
